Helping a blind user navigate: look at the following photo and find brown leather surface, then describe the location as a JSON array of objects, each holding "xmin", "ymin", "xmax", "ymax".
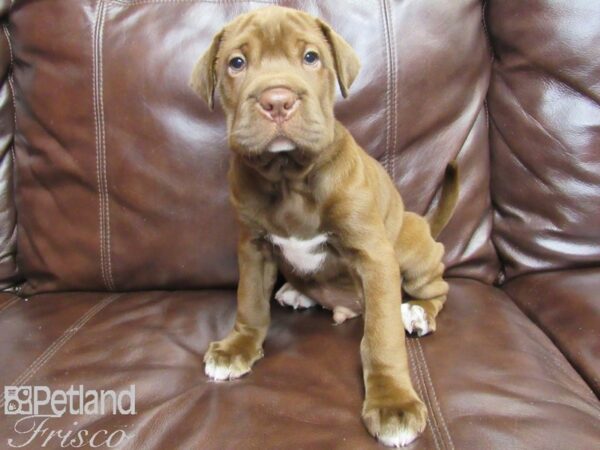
[
  {"xmin": 0, "ymin": 291, "xmax": 19, "ymax": 317},
  {"xmin": 2, "ymin": 1, "xmax": 599, "ymax": 448},
  {"xmin": 9, "ymin": 0, "xmax": 498, "ymax": 294},
  {"xmin": 487, "ymin": 0, "xmax": 600, "ymax": 280},
  {"xmin": 0, "ymin": 281, "xmax": 598, "ymax": 449},
  {"xmin": 504, "ymin": 268, "xmax": 600, "ymax": 395},
  {"xmin": 387, "ymin": 3, "xmax": 499, "ymax": 284},
  {"xmin": 0, "ymin": 3, "xmax": 19, "ymax": 290}
]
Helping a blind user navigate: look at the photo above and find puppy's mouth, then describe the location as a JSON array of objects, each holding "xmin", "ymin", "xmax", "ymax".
[
  {"xmin": 266, "ymin": 136, "xmax": 296, "ymax": 153},
  {"xmin": 241, "ymin": 137, "xmax": 314, "ymax": 174}
]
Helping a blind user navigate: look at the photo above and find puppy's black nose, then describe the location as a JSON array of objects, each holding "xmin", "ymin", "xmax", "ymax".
[{"xmin": 258, "ymin": 87, "xmax": 299, "ymax": 122}]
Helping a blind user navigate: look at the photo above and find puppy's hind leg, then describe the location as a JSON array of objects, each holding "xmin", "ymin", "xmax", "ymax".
[{"xmin": 396, "ymin": 212, "xmax": 448, "ymax": 337}]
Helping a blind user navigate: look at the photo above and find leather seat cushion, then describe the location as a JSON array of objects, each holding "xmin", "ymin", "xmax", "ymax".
[
  {"xmin": 504, "ymin": 268, "xmax": 600, "ymax": 395},
  {"xmin": 0, "ymin": 280, "xmax": 598, "ymax": 449}
]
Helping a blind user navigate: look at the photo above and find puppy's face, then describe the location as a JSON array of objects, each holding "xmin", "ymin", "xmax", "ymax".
[{"xmin": 191, "ymin": 7, "xmax": 360, "ymax": 166}]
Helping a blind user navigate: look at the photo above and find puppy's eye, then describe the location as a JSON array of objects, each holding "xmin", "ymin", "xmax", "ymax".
[
  {"xmin": 229, "ymin": 56, "xmax": 246, "ymax": 71},
  {"xmin": 303, "ymin": 51, "xmax": 319, "ymax": 65}
]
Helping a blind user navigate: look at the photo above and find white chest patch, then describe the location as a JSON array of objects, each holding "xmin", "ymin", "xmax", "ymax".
[{"xmin": 269, "ymin": 234, "xmax": 328, "ymax": 275}]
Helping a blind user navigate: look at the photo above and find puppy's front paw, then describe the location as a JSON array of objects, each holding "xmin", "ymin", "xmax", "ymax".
[
  {"xmin": 203, "ymin": 340, "xmax": 263, "ymax": 381},
  {"xmin": 362, "ymin": 399, "xmax": 427, "ymax": 447}
]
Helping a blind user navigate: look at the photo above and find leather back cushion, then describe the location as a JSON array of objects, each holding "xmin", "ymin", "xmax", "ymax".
[
  {"xmin": 10, "ymin": 0, "xmax": 497, "ymax": 293},
  {"xmin": 488, "ymin": 0, "xmax": 600, "ymax": 280},
  {"xmin": 0, "ymin": 3, "xmax": 19, "ymax": 290}
]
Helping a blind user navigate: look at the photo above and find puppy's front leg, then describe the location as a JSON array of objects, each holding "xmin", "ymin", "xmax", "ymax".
[
  {"xmin": 204, "ymin": 226, "xmax": 277, "ymax": 381},
  {"xmin": 345, "ymin": 234, "xmax": 427, "ymax": 447}
]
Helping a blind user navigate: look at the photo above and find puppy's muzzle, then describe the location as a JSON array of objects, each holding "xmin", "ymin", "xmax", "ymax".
[{"xmin": 257, "ymin": 87, "xmax": 299, "ymax": 123}]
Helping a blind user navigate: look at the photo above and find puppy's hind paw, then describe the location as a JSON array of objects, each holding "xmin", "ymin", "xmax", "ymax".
[
  {"xmin": 274, "ymin": 282, "xmax": 317, "ymax": 310},
  {"xmin": 401, "ymin": 303, "xmax": 435, "ymax": 337},
  {"xmin": 332, "ymin": 306, "xmax": 360, "ymax": 325}
]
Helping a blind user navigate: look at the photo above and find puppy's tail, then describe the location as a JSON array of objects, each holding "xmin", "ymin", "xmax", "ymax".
[{"xmin": 426, "ymin": 160, "xmax": 459, "ymax": 239}]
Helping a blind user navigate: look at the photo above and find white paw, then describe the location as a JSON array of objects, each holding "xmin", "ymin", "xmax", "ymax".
[
  {"xmin": 378, "ymin": 427, "xmax": 421, "ymax": 447},
  {"xmin": 203, "ymin": 343, "xmax": 261, "ymax": 381},
  {"xmin": 333, "ymin": 306, "xmax": 359, "ymax": 325},
  {"xmin": 363, "ymin": 401, "xmax": 427, "ymax": 448},
  {"xmin": 274, "ymin": 283, "xmax": 317, "ymax": 309},
  {"xmin": 401, "ymin": 304, "xmax": 430, "ymax": 337},
  {"xmin": 204, "ymin": 358, "xmax": 249, "ymax": 381},
  {"xmin": 204, "ymin": 342, "xmax": 264, "ymax": 381}
]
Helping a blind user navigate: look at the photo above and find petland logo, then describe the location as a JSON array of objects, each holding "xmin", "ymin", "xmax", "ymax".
[{"xmin": 3, "ymin": 385, "xmax": 136, "ymax": 448}]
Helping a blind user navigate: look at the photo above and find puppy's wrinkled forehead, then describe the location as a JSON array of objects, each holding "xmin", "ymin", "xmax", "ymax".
[{"xmin": 220, "ymin": 9, "xmax": 326, "ymax": 60}]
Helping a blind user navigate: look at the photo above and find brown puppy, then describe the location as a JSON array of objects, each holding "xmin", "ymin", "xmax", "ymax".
[{"xmin": 190, "ymin": 6, "xmax": 457, "ymax": 447}]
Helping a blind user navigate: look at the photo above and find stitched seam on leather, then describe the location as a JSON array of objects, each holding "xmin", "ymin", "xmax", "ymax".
[
  {"xmin": 481, "ymin": 0, "xmax": 494, "ymax": 63},
  {"xmin": 416, "ymin": 339, "xmax": 454, "ymax": 450},
  {"xmin": 0, "ymin": 294, "xmax": 122, "ymax": 409},
  {"xmin": 3, "ymin": 21, "xmax": 19, "ymax": 288},
  {"xmin": 382, "ymin": 0, "xmax": 397, "ymax": 180},
  {"xmin": 378, "ymin": 0, "xmax": 392, "ymax": 173},
  {"xmin": 2, "ymin": 24, "xmax": 17, "ymax": 166},
  {"xmin": 92, "ymin": 1, "xmax": 108, "ymax": 289},
  {"xmin": 483, "ymin": 99, "xmax": 490, "ymax": 133},
  {"xmin": 0, "ymin": 295, "xmax": 19, "ymax": 316},
  {"xmin": 483, "ymin": 99, "xmax": 505, "ymax": 281},
  {"xmin": 482, "ymin": 0, "xmax": 507, "ymax": 282},
  {"xmin": 406, "ymin": 342, "xmax": 436, "ymax": 449},
  {"xmin": 98, "ymin": 2, "xmax": 115, "ymax": 290},
  {"xmin": 410, "ymin": 339, "xmax": 444, "ymax": 449},
  {"xmin": 92, "ymin": 1, "xmax": 115, "ymax": 290},
  {"xmin": 407, "ymin": 338, "xmax": 441, "ymax": 450},
  {"xmin": 412, "ymin": 340, "xmax": 447, "ymax": 450}
]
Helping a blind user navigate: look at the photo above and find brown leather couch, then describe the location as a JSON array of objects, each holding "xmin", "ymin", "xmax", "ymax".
[{"xmin": 0, "ymin": 1, "xmax": 598, "ymax": 449}]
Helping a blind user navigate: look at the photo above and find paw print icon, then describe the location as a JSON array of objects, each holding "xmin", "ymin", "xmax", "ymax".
[{"xmin": 4, "ymin": 386, "xmax": 33, "ymax": 415}]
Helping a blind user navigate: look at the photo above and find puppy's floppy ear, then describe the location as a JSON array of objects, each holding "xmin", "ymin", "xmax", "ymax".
[
  {"xmin": 189, "ymin": 29, "xmax": 224, "ymax": 111},
  {"xmin": 317, "ymin": 19, "xmax": 361, "ymax": 98}
]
